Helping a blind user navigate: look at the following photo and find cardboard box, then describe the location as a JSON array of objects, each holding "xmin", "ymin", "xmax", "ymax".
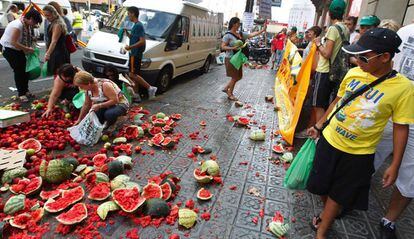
[{"xmin": 0, "ymin": 110, "xmax": 30, "ymax": 128}]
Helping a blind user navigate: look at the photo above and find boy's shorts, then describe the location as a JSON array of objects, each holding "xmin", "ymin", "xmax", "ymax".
[
  {"xmin": 129, "ymin": 56, "xmax": 142, "ymax": 75},
  {"xmin": 307, "ymin": 135, "xmax": 375, "ymax": 210}
]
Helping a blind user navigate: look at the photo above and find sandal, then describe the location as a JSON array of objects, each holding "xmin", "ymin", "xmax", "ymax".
[{"xmin": 310, "ymin": 214, "xmax": 322, "ymax": 231}]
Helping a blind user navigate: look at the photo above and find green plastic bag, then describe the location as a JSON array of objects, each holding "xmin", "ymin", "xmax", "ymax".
[
  {"xmin": 41, "ymin": 61, "xmax": 49, "ymax": 77},
  {"xmin": 230, "ymin": 49, "xmax": 247, "ymax": 70},
  {"xmin": 72, "ymin": 90, "xmax": 85, "ymax": 109},
  {"xmin": 118, "ymin": 27, "xmax": 124, "ymax": 43},
  {"xmin": 26, "ymin": 48, "xmax": 41, "ymax": 80},
  {"xmin": 283, "ymin": 139, "xmax": 316, "ymax": 190},
  {"xmin": 122, "ymin": 83, "xmax": 132, "ymax": 104}
]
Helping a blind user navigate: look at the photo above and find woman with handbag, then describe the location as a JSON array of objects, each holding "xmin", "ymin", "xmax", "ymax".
[
  {"xmin": 73, "ymin": 71, "xmax": 129, "ymax": 129},
  {"xmin": 0, "ymin": 9, "xmax": 42, "ymax": 102},
  {"xmin": 43, "ymin": 5, "xmax": 70, "ymax": 76},
  {"xmin": 221, "ymin": 17, "xmax": 266, "ymax": 101}
]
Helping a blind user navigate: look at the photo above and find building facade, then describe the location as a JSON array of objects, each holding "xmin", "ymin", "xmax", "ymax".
[{"xmin": 256, "ymin": 0, "xmax": 272, "ymax": 20}]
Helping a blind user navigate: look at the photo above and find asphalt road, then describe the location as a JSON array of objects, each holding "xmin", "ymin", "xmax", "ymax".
[{"xmin": 0, "ymin": 43, "xmax": 84, "ymax": 100}]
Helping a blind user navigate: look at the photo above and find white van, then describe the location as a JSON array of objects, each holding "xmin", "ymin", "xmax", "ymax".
[
  {"xmin": 82, "ymin": 0, "xmax": 223, "ymax": 92},
  {"xmin": 0, "ymin": 0, "xmax": 73, "ymax": 37}
]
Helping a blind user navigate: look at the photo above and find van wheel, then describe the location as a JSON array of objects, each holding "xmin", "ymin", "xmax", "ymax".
[
  {"xmin": 157, "ymin": 67, "xmax": 172, "ymax": 93},
  {"xmin": 200, "ymin": 56, "xmax": 211, "ymax": 74}
]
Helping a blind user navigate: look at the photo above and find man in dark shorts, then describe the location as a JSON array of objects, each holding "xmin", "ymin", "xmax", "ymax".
[
  {"xmin": 306, "ymin": 28, "xmax": 414, "ymax": 239},
  {"xmin": 124, "ymin": 6, "xmax": 157, "ymax": 99}
]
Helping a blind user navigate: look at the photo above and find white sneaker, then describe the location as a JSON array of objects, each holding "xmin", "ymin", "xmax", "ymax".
[{"xmin": 148, "ymin": 86, "xmax": 157, "ymax": 99}]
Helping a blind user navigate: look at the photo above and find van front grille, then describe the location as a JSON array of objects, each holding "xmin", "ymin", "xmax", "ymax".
[{"xmin": 94, "ymin": 53, "xmax": 127, "ymax": 65}]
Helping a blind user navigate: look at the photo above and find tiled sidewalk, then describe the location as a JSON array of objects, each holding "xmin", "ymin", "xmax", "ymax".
[{"xmin": 40, "ymin": 64, "xmax": 414, "ymax": 238}]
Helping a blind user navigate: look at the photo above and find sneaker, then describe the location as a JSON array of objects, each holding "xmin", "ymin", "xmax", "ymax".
[
  {"xmin": 379, "ymin": 222, "xmax": 397, "ymax": 239},
  {"xmin": 148, "ymin": 86, "xmax": 157, "ymax": 99},
  {"xmin": 19, "ymin": 95, "xmax": 29, "ymax": 102}
]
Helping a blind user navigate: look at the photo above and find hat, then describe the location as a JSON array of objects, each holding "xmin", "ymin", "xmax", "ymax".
[
  {"xmin": 359, "ymin": 15, "xmax": 381, "ymax": 26},
  {"xmin": 342, "ymin": 28, "xmax": 402, "ymax": 55},
  {"xmin": 291, "ymin": 26, "xmax": 297, "ymax": 31},
  {"xmin": 329, "ymin": 0, "xmax": 346, "ymax": 16}
]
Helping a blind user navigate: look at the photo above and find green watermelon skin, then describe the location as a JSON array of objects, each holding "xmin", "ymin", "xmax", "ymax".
[
  {"xmin": 4, "ymin": 194, "xmax": 26, "ymax": 215},
  {"xmin": 39, "ymin": 160, "xmax": 74, "ymax": 183}
]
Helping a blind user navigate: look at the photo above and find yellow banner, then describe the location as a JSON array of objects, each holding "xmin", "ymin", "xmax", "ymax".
[{"xmin": 275, "ymin": 40, "xmax": 317, "ymax": 145}]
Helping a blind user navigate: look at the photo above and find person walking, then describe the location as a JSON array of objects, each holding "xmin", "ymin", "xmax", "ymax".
[
  {"xmin": 72, "ymin": 7, "xmax": 83, "ymax": 43},
  {"xmin": 221, "ymin": 17, "xmax": 267, "ymax": 101},
  {"xmin": 373, "ymin": 22, "xmax": 414, "ymax": 239},
  {"xmin": 0, "ymin": 9, "xmax": 42, "ymax": 102},
  {"xmin": 42, "ymin": 64, "xmax": 81, "ymax": 118},
  {"xmin": 73, "ymin": 71, "xmax": 129, "ymax": 128},
  {"xmin": 123, "ymin": 7, "xmax": 157, "ymax": 99},
  {"xmin": 271, "ymin": 28, "xmax": 287, "ymax": 70},
  {"xmin": 43, "ymin": 5, "xmax": 70, "ymax": 75},
  {"xmin": 310, "ymin": 0, "xmax": 349, "ymax": 123},
  {"xmin": 306, "ymin": 28, "xmax": 414, "ymax": 239}
]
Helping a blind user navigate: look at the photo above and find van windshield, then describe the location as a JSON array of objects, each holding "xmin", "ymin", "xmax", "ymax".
[{"xmin": 104, "ymin": 7, "xmax": 177, "ymax": 40}]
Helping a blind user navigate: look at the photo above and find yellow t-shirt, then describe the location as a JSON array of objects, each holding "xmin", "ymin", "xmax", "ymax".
[
  {"xmin": 323, "ymin": 67, "xmax": 414, "ymax": 154},
  {"xmin": 316, "ymin": 23, "xmax": 349, "ymax": 73}
]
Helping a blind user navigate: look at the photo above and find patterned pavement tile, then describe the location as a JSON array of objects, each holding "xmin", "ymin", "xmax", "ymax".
[
  {"xmin": 235, "ymin": 209, "xmax": 263, "ymax": 231},
  {"xmin": 230, "ymin": 226, "xmax": 260, "ymax": 239}
]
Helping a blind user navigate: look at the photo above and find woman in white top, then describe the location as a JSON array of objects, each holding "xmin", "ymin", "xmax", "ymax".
[
  {"xmin": 0, "ymin": 9, "xmax": 42, "ymax": 102},
  {"xmin": 73, "ymin": 71, "xmax": 129, "ymax": 128}
]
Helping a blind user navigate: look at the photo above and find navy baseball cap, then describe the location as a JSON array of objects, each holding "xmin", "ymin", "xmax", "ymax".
[{"xmin": 342, "ymin": 28, "xmax": 402, "ymax": 54}]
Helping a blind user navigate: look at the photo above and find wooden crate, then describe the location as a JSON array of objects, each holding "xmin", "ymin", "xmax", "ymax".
[{"xmin": 0, "ymin": 110, "xmax": 30, "ymax": 128}]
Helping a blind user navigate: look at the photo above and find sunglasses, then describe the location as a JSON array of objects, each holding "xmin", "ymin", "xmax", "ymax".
[{"xmin": 356, "ymin": 53, "xmax": 383, "ymax": 64}]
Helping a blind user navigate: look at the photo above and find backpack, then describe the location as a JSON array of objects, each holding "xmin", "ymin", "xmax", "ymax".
[
  {"xmin": 328, "ymin": 25, "xmax": 350, "ymax": 83},
  {"xmin": 225, "ymin": 31, "xmax": 250, "ymax": 58}
]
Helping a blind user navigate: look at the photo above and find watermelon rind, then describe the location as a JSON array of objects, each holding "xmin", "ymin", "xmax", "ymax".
[
  {"xmin": 112, "ymin": 187, "xmax": 145, "ymax": 213},
  {"xmin": 141, "ymin": 183, "xmax": 163, "ymax": 200},
  {"xmin": 97, "ymin": 201, "xmax": 120, "ymax": 220},
  {"xmin": 56, "ymin": 203, "xmax": 88, "ymax": 225}
]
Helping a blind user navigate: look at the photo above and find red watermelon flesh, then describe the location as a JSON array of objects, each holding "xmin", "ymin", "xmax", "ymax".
[
  {"xmin": 10, "ymin": 177, "xmax": 42, "ymax": 195},
  {"xmin": 112, "ymin": 187, "xmax": 145, "ymax": 212},
  {"xmin": 44, "ymin": 186, "xmax": 85, "ymax": 213},
  {"xmin": 40, "ymin": 189, "xmax": 62, "ymax": 200},
  {"xmin": 160, "ymin": 183, "xmax": 172, "ymax": 201},
  {"xmin": 18, "ymin": 138, "xmax": 42, "ymax": 153},
  {"xmin": 88, "ymin": 182, "xmax": 110, "ymax": 201},
  {"xmin": 237, "ymin": 117, "xmax": 250, "ymax": 126},
  {"xmin": 93, "ymin": 154, "xmax": 108, "ymax": 167},
  {"xmin": 141, "ymin": 183, "xmax": 163, "ymax": 200},
  {"xmin": 151, "ymin": 133, "xmax": 165, "ymax": 146},
  {"xmin": 56, "ymin": 203, "xmax": 87, "ymax": 225},
  {"xmin": 148, "ymin": 127, "xmax": 162, "ymax": 136}
]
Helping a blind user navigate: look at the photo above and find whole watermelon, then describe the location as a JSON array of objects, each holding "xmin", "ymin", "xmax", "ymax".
[{"xmin": 39, "ymin": 159, "xmax": 74, "ymax": 183}]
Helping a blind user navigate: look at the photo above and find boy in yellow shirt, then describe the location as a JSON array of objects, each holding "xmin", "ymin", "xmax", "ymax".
[{"xmin": 306, "ymin": 28, "xmax": 414, "ymax": 239}]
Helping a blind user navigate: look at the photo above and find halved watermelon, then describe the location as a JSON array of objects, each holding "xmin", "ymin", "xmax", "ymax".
[
  {"xmin": 148, "ymin": 127, "xmax": 163, "ymax": 136},
  {"xmin": 141, "ymin": 183, "xmax": 163, "ymax": 200},
  {"xmin": 10, "ymin": 177, "xmax": 42, "ymax": 195},
  {"xmin": 161, "ymin": 137, "xmax": 175, "ymax": 148},
  {"xmin": 170, "ymin": 114, "xmax": 182, "ymax": 120},
  {"xmin": 272, "ymin": 144, "xmax": 285, "ymax": 154},
  {"xmin": 88, "ymin": 182, "xmax": 110, "ymax": 201},
  {"xmin": 93, "ymin": 154, "xmax": 108, "ymax": 168},
  {"xmin": 160, "ymin": 183, "xmax": 172, "ymax": 201},
  {"xmin": 9, "ymin": 213, "xmax": 31, "ymax": 229},
  {"xmin": 193, "ymin": 168, "xmax": 213, "ymax": 183},
  {"xmin": 196, "ymin": 188, "xmax": 213, "ymax": 200},
  {"xmin": 56, "ymin": 203, "xmax": 87, "ymax": 225},
  {"xmin": 237, "ymin": 117, "xmax": 250, "ymax": 126},
  {"xmin": 40, "ymin": 189, "xmax": 62, "ymax": 200},
  {"xmin": 112, "ymin": 187, "xmax": 145, "ymax": 213},
  {"xmin": 151, "ymin": 133, "xmax": 165, "ymax": 147},
  {"xmin": 18, "ymin": 138, "xmax": 42, "ymax": 153},
  {"xmin": 44, "ymin": 186, "xmax": 85, "ymax": 213}
]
